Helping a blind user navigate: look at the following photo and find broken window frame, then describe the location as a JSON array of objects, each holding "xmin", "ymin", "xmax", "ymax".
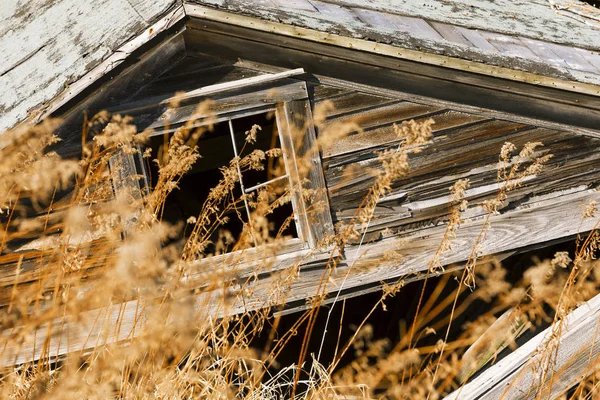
[{"xmin": 110, "ymin": 69, "xmax": 333, "ymax": 255}]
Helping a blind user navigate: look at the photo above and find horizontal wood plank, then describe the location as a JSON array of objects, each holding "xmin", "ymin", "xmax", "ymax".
[
  {"xmin": 3, "ymin": 185, "xmax": 600, "ymax": 366},
  {"xmin": 444, "ymin": 293, "xmax": 600, "ymax": 400}
]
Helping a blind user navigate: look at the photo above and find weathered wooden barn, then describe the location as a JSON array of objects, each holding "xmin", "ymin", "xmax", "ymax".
[{"xmin": 4, "ymin": 0, "xmax": 600, "ymax": 397}]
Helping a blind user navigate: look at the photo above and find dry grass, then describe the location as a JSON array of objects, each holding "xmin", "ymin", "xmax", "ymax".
[{"xmin": 0, "ymin": 99, "xmax": 598, "ymax": 399}]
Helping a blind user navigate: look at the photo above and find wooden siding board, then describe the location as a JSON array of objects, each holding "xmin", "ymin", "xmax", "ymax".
[
  {"xmin": 444, "ymin": 292, "xmax": 600, "ymax": 399},
  {"xmin": 322, "ymin": 108, "xmax": 485, "ymax": 159},
  {"xmin": 352, "ymin": 8, "xmax": 400, "ymax": 31},
  {"xmin": 6, "ymin": 187, "xmax": 599, "ymax": 365},
  {"xmin": 383, "ymin": 14, "xmax": 445, "ymax": 42},
  {"xmin": 453, "ymin": 27, "xmax": 498, "ymax": 53},
  {"xmin": 325, "ymin": 120, "xmax": 543, "ymax": 223},
  {"xmin": 311, "ymin": 84, "xmax": 353, "ymax": 101},
  {"xmin": 325, "ymin": 122, "xmax": 600, "ymax": 239},
  {"xmin": 184, "ymin": 23, "xmax": 600, "ymax": 131},
  {"xmin": 544, "ymin": 42, "xmax": 600, "ymax": 74},
  {"xmin": 478, "ymin": 31, "xmax": 542, "ymax": 61},
  {"xmin": 317, "ymin": 91, "xmax": 397, "ymax": 117},
  {"xmin": 326, "ymin": 121, "xmax": 598, "ymax": 225},
  {"xmin": 520, "ymin": 37, "xmax": 570, "ymax": 70},
  {"xmin": 429, "ymin": 21, "xmax": 474, "ymax": 48}
]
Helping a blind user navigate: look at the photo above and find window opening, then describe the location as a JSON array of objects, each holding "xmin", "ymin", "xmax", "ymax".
[
  {"xmin": 146, "ymin": 111, "xmax": 297, "ymax": 255},
  {"xmin": 581, "ymin": 0, "xmax": 600, "ymax": 8}
]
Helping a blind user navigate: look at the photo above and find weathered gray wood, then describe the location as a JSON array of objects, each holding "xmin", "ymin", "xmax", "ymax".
[
  {"xmin": 478, "ymin": 31, "xmax": 541, "ymax": 62},
  {"xmin": 352, "ymin": 8, "xmax": 399, "ymax": 31},
  {"xmin": 521, "ymin": 38, "xmax": 569, "ymax": 71},
  {"xmin": 184, "ymin": 1, "xmax": 600, "ymax": 88},
  {"xmin": 54, "ymin": 32, "xmax": 187, "ymax": 157},
  {"xmin": 162, "ymin": 68, "xmax": 305, "ymax": 103},
  {"xmin": 544, "ymin": 41, "xmax": 600, "ymax": 74},
  {"xmin": 325, "ymin": 119, "xmax": 530, "ymax": 213},
  {"xmin": 3, "ymin": 182, "xmax": 600, "ymax": 366},
  {"xmin": 183, "ymin": 20, "xmax": 600, "ymax": 131},
  {"xmin": 325, "ymin": 116, "xmax": 600, "ymax": 238},
  {"xmin": 112, "ymin": 80, "xmax": 308, "ymax": 133},
  {"xmin": 286, "ymin": 99, "xmax": 334, "ymax": 245},
  {"xmin": 316, "ymin": 91, "xmax": 396, "ymax": 118},
  {"xmin": 429, "ymin": 22, "xmax": 474, "ymax": 48},
  {"xmin": 0, "ymin": 0, "xmax": 181, "ymax": 132},
  {"xmin": 384, "ymin": 14, "xmax": 444, "ymax": 42},
  {"xmin": 454, "ymin": 27, "xmax": 497, "ymax": 53},
  {"xmin": 444, "ymin": 293, "xmax": 600, "ymax": 400},
  {"xmin": 312, "ymin": 75, "xmax": 600, "ymax": 140},
  {"xmin": 322, "ymin": 108, "xmax": 485, "ymax": 160}
]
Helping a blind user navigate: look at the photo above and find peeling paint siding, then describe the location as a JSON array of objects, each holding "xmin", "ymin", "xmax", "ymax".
[{"xmin": 0, "ymin": 0, "xmax": 178, "ymax": 133}]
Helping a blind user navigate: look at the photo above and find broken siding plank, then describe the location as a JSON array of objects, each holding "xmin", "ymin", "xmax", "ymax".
[
  {"xmin": 444, "ymin": 292, "xmax": 600, "ymax": 400},
  {"xmin": 112, "ymin": 81, "xmax": 308, "ymax": 131}
]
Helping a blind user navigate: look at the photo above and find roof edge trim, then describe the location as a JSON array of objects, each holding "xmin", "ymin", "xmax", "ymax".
[
  {"xmin": 184, "ymin": 3, "xmax": 600, "ymax": 98},
  {"xmin": 31, "ymin": 5, "xmax": 186, "ymax": 128}
]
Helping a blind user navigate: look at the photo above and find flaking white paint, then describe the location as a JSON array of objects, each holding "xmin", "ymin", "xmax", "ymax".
[{"xmin": 0, "ymin": 0, "xmax": 178, "ymax": 133}]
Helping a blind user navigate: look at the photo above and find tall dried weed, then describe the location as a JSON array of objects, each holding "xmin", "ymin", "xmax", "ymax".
[{"xmin": 0, "ymin": 98, "xmax": 597, "ymax": 400}]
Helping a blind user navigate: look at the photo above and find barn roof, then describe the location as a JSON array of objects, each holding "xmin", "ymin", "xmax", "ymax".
[
  {"xmin": 0, "ymin": 0, "xmax": 180, "ymax": 133},
  {"xmin": 3, "ymin": 0, "xmax": 600, "ymax": 133},
  {"xmin": 188, "ymin": 0, "xmax": 600, "ymax": 85}
]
